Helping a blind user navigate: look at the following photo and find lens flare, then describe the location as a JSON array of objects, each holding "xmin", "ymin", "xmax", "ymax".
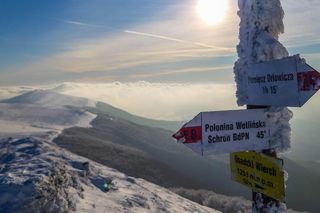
[{"xmin": 196, "ymin": 0, "xmax": 228, "ymax": 25}]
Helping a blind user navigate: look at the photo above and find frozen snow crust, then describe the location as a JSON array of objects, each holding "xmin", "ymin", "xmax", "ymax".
[
  {"xmin": 0, "ymin": 137, "xmax": 82, "ymax": 213},
  {"xmin": 234, "ymin": 0, "xmax": 289, "ymax": 104},
  {"xmin": 0, "ymin": 137, "xmax": 220, "ymax": 213}
]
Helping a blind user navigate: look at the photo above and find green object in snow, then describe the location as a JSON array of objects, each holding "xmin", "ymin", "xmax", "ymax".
[{"xmin": 103, "ymin": 183, "xmax": 110, "ymax": 192}]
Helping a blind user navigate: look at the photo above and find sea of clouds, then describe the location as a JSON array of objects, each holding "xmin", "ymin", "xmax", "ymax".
[{"xmin": 55, "ymin": 82, "xmax": 240, "ymax": 121}]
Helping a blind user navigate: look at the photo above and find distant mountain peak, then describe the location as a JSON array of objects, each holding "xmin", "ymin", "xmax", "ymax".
[
  {"xmin": 1, "ymin": 89, "xmax": 96, "ymax": 108},
  {"xmin": 0, "ymin": 90, "xmax": 97, "ymax": 137}
]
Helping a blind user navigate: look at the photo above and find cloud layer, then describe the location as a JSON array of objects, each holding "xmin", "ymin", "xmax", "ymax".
[{"xmin": 51, "ymin": 82, "xmax": 238, "ymax": 121}]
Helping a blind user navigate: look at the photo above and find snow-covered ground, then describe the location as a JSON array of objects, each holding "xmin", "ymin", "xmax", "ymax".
[
  {"xmin": 0, "ymin": 136, "xmax": 220, "ymax": 213},
  {"xmin": 0, "ymin": 89, "xmax": 220, "ymax": 212},
  {"xmin": 0, "ymin": 90, "xmax": 96, "ymax": 139}
]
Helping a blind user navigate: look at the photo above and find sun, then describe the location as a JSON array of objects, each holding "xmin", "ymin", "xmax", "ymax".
[{"xmin": 196, "ymin": 0, "xmax": 228, "ymax": 25}]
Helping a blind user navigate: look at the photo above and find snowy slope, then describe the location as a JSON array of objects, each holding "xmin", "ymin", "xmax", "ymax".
[
  {"xmin": 0, "ymin": 91, "xmax": 96, "ymax": 138},
  {"xmin": 0, "ymin": 90, "xmax": 219, "ymax": 212},
  {"xmin": 0, "ymin": 137, "xmax": 220, "ymax": 213}
]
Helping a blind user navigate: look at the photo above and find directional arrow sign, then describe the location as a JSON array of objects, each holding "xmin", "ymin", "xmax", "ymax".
[
  {"xmin": 173, "ymin": 109, "xmax": 278, "ymax": 155},
  {"xmin": 230, "ymin": 151, "xmax": 285, "ymax": 202},
  {"xmin": 244, "ymin": 55, "xmax": 320, "ymax": 107}
]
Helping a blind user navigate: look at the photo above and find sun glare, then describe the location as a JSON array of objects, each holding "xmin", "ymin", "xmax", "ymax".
[{"xmin": 196, "ymin": 0, "xmax": 228, "ymax": 25}]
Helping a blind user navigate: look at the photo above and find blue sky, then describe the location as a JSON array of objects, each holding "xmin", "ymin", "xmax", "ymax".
[
  {"xmin": 0, "ymin": 0, "xmax": 166, "ymax": 67},
  {"xmin": 1, "ymin": 0, "xmax": 320, "ymax": 85}
]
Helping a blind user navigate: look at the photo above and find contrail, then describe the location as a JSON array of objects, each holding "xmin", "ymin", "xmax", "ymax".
[
  {"xmin": 63, "ymin": 20, "xmax": 100, "ymax": 27},
  {"xmin": 59, "ymin": 19, "xmax": 233, "ymax": 51},
  {"xmin": 131, "ymin": 65, "xmax": 233, "ymax": 79},
  {"xmin": 56, "ymin": 19, "xmax": 113, "ymax": 29},
  {"xmin": 124, "ymin": 30, "xmax": 232, "ymax": 51},
  {"xmin": 124, "ymin": 30, "xmax": 186, "ymax": 44}
]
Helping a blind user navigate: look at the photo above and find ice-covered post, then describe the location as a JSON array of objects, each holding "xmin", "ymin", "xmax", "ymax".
[{"xmin": 234, "ymin": 0, "xmax": 292, "ymax": 212}]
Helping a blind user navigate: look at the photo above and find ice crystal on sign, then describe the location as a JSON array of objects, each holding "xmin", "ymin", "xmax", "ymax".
[
  {"xmin": 234, "ymin": 0, "xmax": 292, "ymax": 153},
  {"xmin": 234, "ymin": 0, "xmax": 288, "ymax": 105}
]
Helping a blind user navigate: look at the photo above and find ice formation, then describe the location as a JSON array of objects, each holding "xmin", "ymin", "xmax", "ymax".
[
  {"xmin": 234, "ymin": 0, "xmax": 292, "ymax": 212},
  {"xmin": 234, "ymin": 0, "xmax": 289, "ymax": 104},
  {"xmin": 234, "ymin": 0, "xmax": 292, "ymax": 153}
]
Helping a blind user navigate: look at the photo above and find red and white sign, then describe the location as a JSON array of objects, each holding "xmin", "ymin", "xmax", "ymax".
[
  {"xmin": 244, "ymin": 55, "xmax": 320, "ymax": 107},
  {"xmin": 173, "ymin": 109, "xmax": 278, "ymax": 155}
]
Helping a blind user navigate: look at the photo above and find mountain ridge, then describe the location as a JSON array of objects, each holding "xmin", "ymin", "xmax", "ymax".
[{"xmin": 0, "ymin": 89, "xmax": 315, "ymax": 212}]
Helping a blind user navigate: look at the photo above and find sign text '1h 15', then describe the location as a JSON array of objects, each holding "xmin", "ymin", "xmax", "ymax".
[
  {"xmin": 230, "ymin": 151, "xmax": 285, "ymax": 201},
  {"xmin": 244, "ymin": 55, "xmax": 320, "ymax": 107},
  {"xmin": 172, "ymin": 109, "xmax": 279, "ymax": 155}
]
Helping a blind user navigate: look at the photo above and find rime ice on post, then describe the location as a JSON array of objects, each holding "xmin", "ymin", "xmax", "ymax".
[
  {"xmin": 235, "ymin": 0, "xmax": 288, "ymax": 103},
  {"xmin": 234, "ymin": 0, "xmax": 292, "ymax": 152},
  {"xmin": 234, "ymin": 0, "xmax": 292, "ymax": 211}
]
